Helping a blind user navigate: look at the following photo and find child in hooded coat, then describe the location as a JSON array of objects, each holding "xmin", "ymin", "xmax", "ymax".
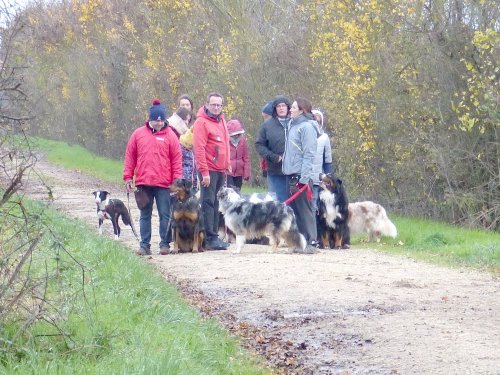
[{"xmin": 226, "ymin": 119, "xmax": 251, "ymax": 191}]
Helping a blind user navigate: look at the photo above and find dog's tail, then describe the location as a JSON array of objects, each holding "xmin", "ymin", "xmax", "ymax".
[
  {"xmin": 121, "ymin": 207, "xmax": 140, "ymax": 240},
  {"xmin": 284, "ymin": 210, "xmax": 307, "ymax": 251},
  {"xmin": 379, "ymin": 207, "xmax": 397, "ymax": 238}
]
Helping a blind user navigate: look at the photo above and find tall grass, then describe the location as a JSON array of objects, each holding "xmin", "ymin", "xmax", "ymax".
[{"xmin": 0, "ymin": 203, "xmax": 266, "ymax": 374}]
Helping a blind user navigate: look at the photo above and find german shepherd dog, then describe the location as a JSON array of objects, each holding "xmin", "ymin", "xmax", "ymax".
[
  {"xmin": 317, "ymin": 173, "xmax": 351, "ymax": 249},
  {"xmin": 169, "ymin": 178, "xmax": 204, "ymax": 253},
  {"xmin": 92, "ymin": 190, "xmax": 138, "ymax": 240}
]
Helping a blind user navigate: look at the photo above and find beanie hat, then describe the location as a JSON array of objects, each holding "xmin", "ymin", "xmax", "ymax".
[
  {"xmin": 149, "ymin": 99, "xmax": 167, "ymax": 121},
  {"xmin": 261, "ymin": 101, "xmax": 273, "ymax": 116}
]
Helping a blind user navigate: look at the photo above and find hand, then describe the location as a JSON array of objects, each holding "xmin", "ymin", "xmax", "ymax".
[
  {"xmin": 227, "ymin": 165, "xmax": 232, "ymax": 174},
  {"xmin": 202, "ymin": 175, "xmax": 210, "ymax": 187},
  {"xmin": 125, "ymin": 179, "xmax": 134, "ymax": 193}
]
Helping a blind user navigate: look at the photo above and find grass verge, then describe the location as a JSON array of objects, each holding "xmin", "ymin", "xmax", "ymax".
[{"xmin": 0, "ymin": 201, "xmax": 267, "ymax": 374}]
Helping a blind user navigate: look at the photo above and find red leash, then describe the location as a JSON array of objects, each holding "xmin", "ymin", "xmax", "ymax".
[{"xmin": 284, "ymin": 183, "xmax": 313, "ymax": 205}]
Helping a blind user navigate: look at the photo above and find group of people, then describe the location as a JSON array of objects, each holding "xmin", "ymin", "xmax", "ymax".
[
  {"xmin": 123, "ymin": 92, "xmax": 332, "ymax": 255},
  {"xmin": 256, "ymin": 95, "xmax": 333, "ymax": 254}
]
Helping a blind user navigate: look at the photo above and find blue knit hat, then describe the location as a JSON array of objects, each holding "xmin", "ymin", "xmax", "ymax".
[
  {"xmin": 261, "ymin": 101, "xmax": 273, "ymax": 116},
  {"xmin": 149, "ymin": 99, "xmax": 167, "ymax": 121}
]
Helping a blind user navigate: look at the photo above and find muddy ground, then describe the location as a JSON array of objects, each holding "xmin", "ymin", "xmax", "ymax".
[{"xmin": 18, "ymin": 155, "xmax": 500, "ymax": 374}]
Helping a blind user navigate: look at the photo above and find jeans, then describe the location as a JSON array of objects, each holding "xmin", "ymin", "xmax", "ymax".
[
  {"xmin": 199, "ymin": 171, "xmax": 226, "ymax": 240},
  {"xmin": 267, "ymin": 174, "xmax": 288, "ymax": 203},
  {"xmin": 139, "ymin": 186, "xmax": 171, "ymax": 250}
]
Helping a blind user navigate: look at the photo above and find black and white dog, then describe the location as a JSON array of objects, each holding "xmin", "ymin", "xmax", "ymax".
[
  {"xmin": 92, "ymin": 190, "xmax": 138, "ymax": 240},
  {"xmin": 217, "ymin": 187, "xmax": 306, "ymax": 254}
]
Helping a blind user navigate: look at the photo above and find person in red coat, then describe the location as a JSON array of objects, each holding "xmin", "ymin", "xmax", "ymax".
[
  {"xmin": 227, "ymin": 119, "xmax": 251, "ymax": 191},
  {"xmin": 193, "ymin": 92, "xmax": 231, "ymax": 250},
  {"xmin": 124, "ymin": 100, "xmax": 182, "ymax": 256}
]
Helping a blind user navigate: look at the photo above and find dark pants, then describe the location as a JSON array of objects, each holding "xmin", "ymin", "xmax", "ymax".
[
  {"xmin": 199, "ymin": 171, "xmax": 226, "ymax": 240},
  {"xmin": 226, "ymin": 175, "xmax": 243, "ymax": 190},
  {"xmin": 286, "ymin": 175, "xmax": 317, "ymax": 243}
]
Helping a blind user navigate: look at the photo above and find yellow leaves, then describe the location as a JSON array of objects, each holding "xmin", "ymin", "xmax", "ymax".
[{"xmin": 123, "ymin": 15, "xmax": 136, "ymax": 34}]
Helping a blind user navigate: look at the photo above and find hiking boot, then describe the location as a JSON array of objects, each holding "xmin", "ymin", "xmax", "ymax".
[
  {"xmin": 159, "ymin": 246, "xmax": 170, "ymax": 255},
  {"xmin": 205, "ymin": 237, "xmax": 228, "ymax": 251},
  {"xmin": 293, "ymin": 244, "xmax": 318, "ymax": 255},
  {"xmin": 136, "ymin": 246, "xmax": 152, "ymax": 256}
]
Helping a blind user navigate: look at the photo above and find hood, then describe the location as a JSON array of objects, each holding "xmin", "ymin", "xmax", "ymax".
[
  {"xmin": 196, "ymin": 105, "xmax": 225, "ymax": 122},
  {"xmin": 272, "ymin": 95, "xmax": 291, "ymax": 117},
  {"xmin": 227, "ymin": 119, "xmax": 245, "ymax": 136},
  {"xmin": 311, "ymin": 109, "xmax": 323, "ymax": 128}
]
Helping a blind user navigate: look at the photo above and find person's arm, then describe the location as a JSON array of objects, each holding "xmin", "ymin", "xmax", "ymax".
[
  {"xmin": 243, "ymin": 138, "xmax": 251, "ymax": 180},
  {"xmin": 255, "ymin": 122, "xmax": 280, "ymax": 162},
  {"xmin": 299, "ymin": 125, "xmax": 318, "ymax": 184},
  {"xmin": 123, "ymin": 131, "xmax": 137, "ymax": 191}
]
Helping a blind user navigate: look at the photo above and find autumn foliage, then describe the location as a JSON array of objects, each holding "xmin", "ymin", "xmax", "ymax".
[{"xmin": 7, "ymin": 0, "xmax": 499, "ymax": 229}]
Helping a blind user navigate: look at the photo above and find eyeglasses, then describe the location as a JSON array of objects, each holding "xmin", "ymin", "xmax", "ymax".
[{"xmin": 208, "ymin": 103, "xmax": 223, "ymax": 108}]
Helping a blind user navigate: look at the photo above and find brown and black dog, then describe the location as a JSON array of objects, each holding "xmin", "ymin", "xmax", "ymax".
[
  {"xmin": 317, "ymin": 173, "xmax": 351, "ymax": 249},
  {"xmin": 169, "ymin": 178, "xmax": 204, "ymax": 253}
]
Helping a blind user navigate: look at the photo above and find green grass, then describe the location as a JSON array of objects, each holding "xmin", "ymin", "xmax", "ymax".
[
  {"xmin": 1, "ymin": 202, "xmax": 267, "ymax": 374},
  {"xmin": 32, "ymin": 137, "xmax": 124, "ymax": 185},
  {"xmin": 30, "ymin": 136, "xmax": 499, "ymax": 275},
  {"xmin": 353, "ymin": 215, "xmax": 499, "ymax": 274}
]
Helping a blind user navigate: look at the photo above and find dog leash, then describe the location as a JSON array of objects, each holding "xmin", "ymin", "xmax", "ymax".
[
  {"xmin": 283, "ymin": 183, "xmax": 313, "ymax": 205},
  {"xmin": 126, "ymin": 191, "xmax": 141, "ymax": 242}
]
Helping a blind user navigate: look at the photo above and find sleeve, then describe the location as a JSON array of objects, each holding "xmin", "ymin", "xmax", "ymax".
[
  {"xmin": 243, "ymin": 137, "xmax": 251, "ymax": 180},
  {"xmin": 169, "ymin": 132, "xmax": 183, "ymax": 180},
  {"xmin": 323, "ymin": 135, "xmax": 333, "ymax": 173},
  {"xmin": 193, "ymin": 119, "xmax": 209, "ymax": 177},
  {"xmin": 255, "ymin": 122, "xmax": 279, "ymax": 162},
  {"xmin": 299, "ymin": 125, "xmax": 318, "ymax": 184},
  {"xmin": 123, "ymin": 131, "xmax": 137, "ymax": 181}
]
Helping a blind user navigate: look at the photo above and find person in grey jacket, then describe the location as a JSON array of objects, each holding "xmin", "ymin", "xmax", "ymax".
[
  {"xmin": 255, "ymin": 95, "xmax": 291, "ymax": 202},
  {"xmin": 311, "ymin": 109, "xmax": 333, "ymax": 214},
  {"xmin": 282, "ymin": 97, "xmax": 320, "ymax": 253}
]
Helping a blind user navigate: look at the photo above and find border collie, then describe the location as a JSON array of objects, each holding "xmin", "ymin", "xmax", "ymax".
[
  {"xmin": 348, "ymin": 201, "xmax": 397, "ymax": 242},
  {"xmin": 92, "ymin": 191, "xmax": 138, "ymax": 240},
  {"xmin": 217, "ymin": 187, "xmax": 306, "ymax": 254}
]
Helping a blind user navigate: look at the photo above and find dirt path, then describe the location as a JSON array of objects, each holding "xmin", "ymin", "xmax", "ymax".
[{"xmin": 22, "ymin": 156, "xmax": 500, "ymax": 375}]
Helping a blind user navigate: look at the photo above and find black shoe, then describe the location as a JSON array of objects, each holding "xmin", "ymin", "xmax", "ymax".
[
  {"xmin": 205, "ymin": 237, "xmax": 227, "ymax": 251},
  {"xmin": 216, "ymin": 238, "xmax": 230, "ymax": 249}
]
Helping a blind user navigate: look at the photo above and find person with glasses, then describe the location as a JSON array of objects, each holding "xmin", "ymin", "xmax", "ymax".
[
  {"xmin": 193, "ymin": 92, "xmax": 231, "ymax": 250},
  {"xmin": 123, "ymin": 99, "xmax": 183, "ymax": 256},
  {"xmin": 255, "ymin": 95, "xmax": 292, "ymax": 202}
]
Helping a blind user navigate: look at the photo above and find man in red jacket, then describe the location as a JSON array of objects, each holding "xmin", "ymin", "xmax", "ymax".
[
  {"xmin": 124, "ymin": 100, "xmax": 183, "ymax": 256},
  {"xmin": 193, "ymin": 92, "xmax": 230, "ymax": 250}
]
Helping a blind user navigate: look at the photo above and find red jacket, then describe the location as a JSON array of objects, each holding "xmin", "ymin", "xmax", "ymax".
[
  {"xmin": 227, "ymin": 119, "xmax": 251, "ymax": 180},
  {"xmin": 123, "ymin": 122, "xmax": 182, "ymax": 187},
  {"xmin": 193, "ymin": 106, "xmax": 230, "ymax": 177}
]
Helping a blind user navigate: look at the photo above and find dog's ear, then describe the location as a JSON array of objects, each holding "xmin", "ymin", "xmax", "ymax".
[
  {"xmin": 184, "ymin": 179, "xmax": 192, "ymax": 190},
  {"xmin": 337, "ymin": 179, "xmax": 343, "ymax": 185},
  {"xmin": 92, "ymin": 191, "xmax": 97, "ymax": 197}
]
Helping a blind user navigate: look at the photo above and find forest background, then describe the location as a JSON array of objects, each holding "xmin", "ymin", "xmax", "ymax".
[{"xmin": 2, "ymin": 0, "xmax": 499, "ymax": 229}]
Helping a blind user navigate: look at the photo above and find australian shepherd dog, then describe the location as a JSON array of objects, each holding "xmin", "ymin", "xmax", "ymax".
[
  {"xmin": 348, "ymin": 201, "xmax": 397, "ymax": 242},
  {"xmin": 169, "ymin": 178, "xmax": 205, "ymax": 253},
  {"xmin": 92, "ymin": 190, "xmax": 138, "ymax": 240},
  {"xmin": 317, "ymin": 173, "xmax": 351, "ymax": 249},
  {"xmin": 217, "ymin": 187, "xmax": 306, "ymax": 254}
]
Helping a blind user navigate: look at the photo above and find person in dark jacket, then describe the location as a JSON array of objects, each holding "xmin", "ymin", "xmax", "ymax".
[
  {"xmin": 255, "ymin": 95, "xmax": 291, "ymax": 202},
  {"xmin": 227, "ymin": 119, "xmax": 251, "ymax": 190}
]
